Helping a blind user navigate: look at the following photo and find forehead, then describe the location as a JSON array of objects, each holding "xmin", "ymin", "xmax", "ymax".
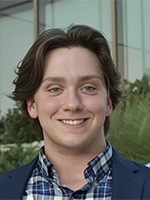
[{"xmin": 43, "ymin": 47, "xmax": 105, "ymax": 82}]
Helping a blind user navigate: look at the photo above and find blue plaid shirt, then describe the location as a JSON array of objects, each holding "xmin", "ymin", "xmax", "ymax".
[{"xmin": 23, "ymin": 141, "xmax": 112, "ymax": 200}]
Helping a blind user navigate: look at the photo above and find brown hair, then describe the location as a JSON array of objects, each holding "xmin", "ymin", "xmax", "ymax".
[{"xmin": 11, "ymin": 24, "xmax": 122, "ymax": 136}]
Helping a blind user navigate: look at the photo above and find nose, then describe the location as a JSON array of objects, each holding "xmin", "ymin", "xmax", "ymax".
[{"xmin": 62, "ymin": 89, "xmax": 83, "ymax": 112}]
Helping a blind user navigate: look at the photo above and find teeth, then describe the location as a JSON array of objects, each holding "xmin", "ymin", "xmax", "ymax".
[{"xmin": 61, "ymin": 119, "xmax": 85, "ymax": 125}]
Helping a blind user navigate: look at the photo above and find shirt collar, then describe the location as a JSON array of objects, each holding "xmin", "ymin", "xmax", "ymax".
[
  {"xmin": 38, "ymin": 147, "xmax": 52, "ymax": 178},
  {"xmin": 84, "ymin": 140, "xmax": 113, "ymax": 182},
  {"xmin": 38, "ymin": 140, "xmax": 112, "ymax": 181}
]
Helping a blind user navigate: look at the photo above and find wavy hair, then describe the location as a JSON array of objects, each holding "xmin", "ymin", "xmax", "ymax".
[{"xmin": 11, "ymin": 25, "xmax": 122, "ymax": 136}]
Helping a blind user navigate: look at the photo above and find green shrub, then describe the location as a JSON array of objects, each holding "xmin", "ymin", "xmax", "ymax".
[
  {"xmin": 0, "ymin": 144, "xmax": 40, "ymax": 174},
  {"xmin": 107, "ymin": 75, "xmax": 150, "ymax": 164},
  {"xmin": 0, "ymin": 107, "xmax": 41, "ymax": 144},
  {"xmin": 0, "ymin": 107, "xmax": 42, "ymax": 174},
  {"xmin": 123, "ymin": 75, "xmax": 150, "ymax": 101},
  {"xmin": 0, "ymin": 112, "xmax": 5, "ymax": 143}
]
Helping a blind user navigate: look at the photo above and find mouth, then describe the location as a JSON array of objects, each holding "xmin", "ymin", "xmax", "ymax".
[{"xmin": 60, "ymin": 119, "xmax": 87, "ymax": 126}]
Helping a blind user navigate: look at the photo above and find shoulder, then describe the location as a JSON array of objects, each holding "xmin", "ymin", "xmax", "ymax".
[
  {"xmin": 112, "ymin": 148, "xmax": 150, "ymax": 178},
  {"xmin": 0, "ymin": 156, "xmax": 38, "ymax": 188},
  {"xmin": 111, "ymin": 149, "xmax": 150, "ymax": 199}
]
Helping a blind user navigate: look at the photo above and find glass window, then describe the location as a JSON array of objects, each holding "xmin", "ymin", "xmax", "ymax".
[
  {"xmin": 0, "ymin": 1, "xmax": 34, "ymax": 115},
  {"xmin": 39, "ymin": 0, "xmax": 112, "ymax": 43},
  {"xmin": 142, "ymin": 0, "xmax": 150, "ymax": 74},
  {"xmin": 117, "ymin": 0, "xmax": 150, "ymax": 81}
]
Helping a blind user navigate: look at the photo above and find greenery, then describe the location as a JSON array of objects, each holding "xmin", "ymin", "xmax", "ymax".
[
  {"xmin": 0, "ymin": 113, "xmax": 5, "ymax": 143},
  {"xmin": 107, "ymin": 96, "xmax": 150, "ymax": 164},
  {"xmin": 107, "ymin": 75, "xmax": 150, "ymax": 164},
  {"xmin": 0, "ymin": 145, "xmax": 39, "ymax": 174},
  {"xmin": 0, "ymin": 75, "xmax": 150, "ymax": 173},
  {"xmin": 123, "ymin": 74, "xmax": 150, "ymax": 99},
  {"xmin": 0, "ymin": 108, "xmax": 41, "ymax": 144},
  {"xmin": 0, "ymin": 108, "xmax": 42, "ymax": 174}
]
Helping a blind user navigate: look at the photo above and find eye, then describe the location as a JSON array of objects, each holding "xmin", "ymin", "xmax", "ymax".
[
  {"xmin": 82, "ymin": 86, "xmax": 96, "ymax": 92},
  {"xmin": 84, "ymin": 86, "xmax": 96, "ymax": 91},
  {"xmin": 48, "ymin": 87, "xmax": 63, "ymax": 93}
]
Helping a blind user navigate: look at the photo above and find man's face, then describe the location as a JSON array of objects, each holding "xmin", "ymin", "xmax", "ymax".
[{"xmin": 27, "ymin": 47, "xmax": 112, "ymax": 154}]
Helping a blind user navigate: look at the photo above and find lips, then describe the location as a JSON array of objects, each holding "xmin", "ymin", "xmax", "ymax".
[{"xmin": 61, "ymin": 119, "xmax": 86, "ymax": 125}]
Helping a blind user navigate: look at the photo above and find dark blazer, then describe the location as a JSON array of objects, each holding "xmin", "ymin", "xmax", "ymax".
[{"xmin": 0, "ymin": 149, "xmax": 150, "ymax": 200}]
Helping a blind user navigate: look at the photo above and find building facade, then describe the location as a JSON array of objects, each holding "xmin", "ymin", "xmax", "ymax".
[{"xmin": 0, "ymin": 0, "xmax": 150, "ymax": 115}]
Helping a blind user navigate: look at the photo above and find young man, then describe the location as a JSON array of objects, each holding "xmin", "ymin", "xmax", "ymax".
[{"xmin": 0, "ymin": 25, "xmax": 150, "ymax": 200}]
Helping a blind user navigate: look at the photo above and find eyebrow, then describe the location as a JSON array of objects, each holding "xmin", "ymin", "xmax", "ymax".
[
  {"xmin": 42, "ymin": 76, "xmax": 66, "ymax": 83},
  {"xmin": 79, "ymin": 75, "xmax": 102, "ymax": 82},
  {"xmin": 42, "ymin": 75, "xmax": 102, "ymax": 84}
]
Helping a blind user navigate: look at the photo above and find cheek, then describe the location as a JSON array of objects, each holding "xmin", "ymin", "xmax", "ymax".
[
  {"xmin": 38, "ymin": 98, "xmax": 60, "ymax": 116},
  {"xmin": 87, "ymin": 97, "xmax": 110, "ymax": 116},
  {"xmin": 86, "ymin": 100, "xmax": 103, "ymax": 114}
]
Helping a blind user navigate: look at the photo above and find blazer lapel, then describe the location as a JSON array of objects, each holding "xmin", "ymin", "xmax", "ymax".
[
  {"xmin": 0, "ymin": 156, "xmax": 38, "ymax": 200},
  {"xmin": 112, "ymin": 150, "xmax": 144, "ymax": 200}
]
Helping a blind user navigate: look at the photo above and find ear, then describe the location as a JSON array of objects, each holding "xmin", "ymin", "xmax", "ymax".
[
  {"xmin": 106, "ymin": 95, "xmax": 113, "ymax": 117},
  {"xmin": 26, "ymin": 99, "xmax": 38, "ymax": 119}
]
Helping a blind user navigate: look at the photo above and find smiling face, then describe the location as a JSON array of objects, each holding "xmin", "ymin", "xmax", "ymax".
[{"xmin": 27, "ymin": 47, "xmax": 112, "ymax": 154}]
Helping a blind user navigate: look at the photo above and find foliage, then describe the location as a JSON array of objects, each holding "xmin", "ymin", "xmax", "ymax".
[
  {"xmin": 0, "ymin": 113, "xmax": 5, "ymax": 143},
  {"xmin": 107, "ymin": 75, "xmax": 150, "ymax": 165},
  {"xmin": 123, "ymin": 75, "xmax": 150, "ymax": 101},
  {"xmin": 0, "ymin": 107, "xmax": 41, "ymax": 144},
  {"xmin": 0, "ymin": 144, "xmax": 40, "ymax": 174}
]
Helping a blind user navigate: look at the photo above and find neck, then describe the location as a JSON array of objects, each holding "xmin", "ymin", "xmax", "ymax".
[
  {"xmin": 44, "ymin": 138, "xmax": 106, "ymax": 163},
  {"xmin": 44, "ymin": 140, "xmax": 106, "ymax": 190}
]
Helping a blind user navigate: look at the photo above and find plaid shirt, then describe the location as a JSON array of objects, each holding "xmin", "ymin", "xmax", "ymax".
[{"xmin": 23, "ymin": 141, "xmax": 112, "ymax": 200}]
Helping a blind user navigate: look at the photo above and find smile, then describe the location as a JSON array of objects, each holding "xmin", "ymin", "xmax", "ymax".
[{"xmin": 61, "ymin": 119, "xmax": 86, "ymax": 125}]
